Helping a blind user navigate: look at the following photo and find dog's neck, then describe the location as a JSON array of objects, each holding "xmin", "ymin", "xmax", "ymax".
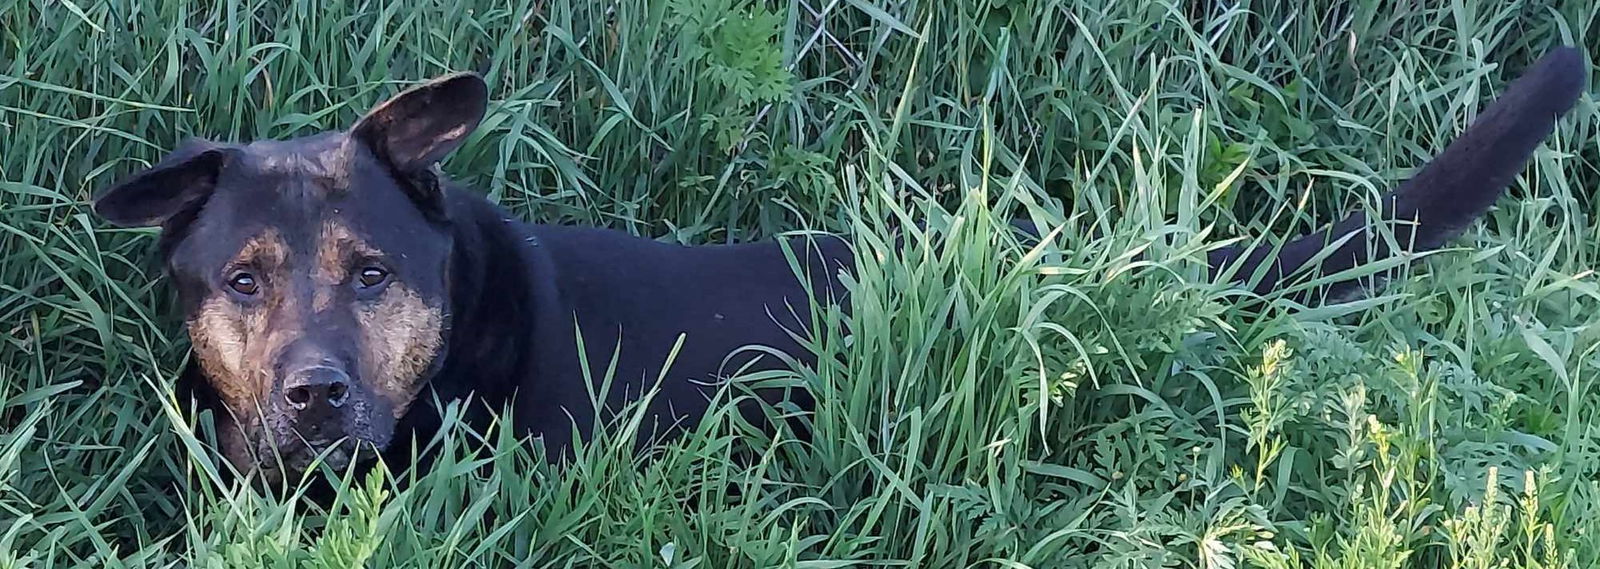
[{"xmin": 396, "ymin": 185, "xmax": 554, "ymax": 442}]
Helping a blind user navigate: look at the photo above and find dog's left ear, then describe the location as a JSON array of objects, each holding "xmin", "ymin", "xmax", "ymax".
[
  {"xmin": 351, "ymin": 72, "xmax": 489, "ymax": 173},
  {"xmin": 93, "ymin": 138, "xmax": 236, "ymax": 228}
]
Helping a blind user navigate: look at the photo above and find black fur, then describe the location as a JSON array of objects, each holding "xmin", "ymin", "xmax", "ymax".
[{"xmin": 387, "ymin": 189, "xmax": 851, "ymax": 463}]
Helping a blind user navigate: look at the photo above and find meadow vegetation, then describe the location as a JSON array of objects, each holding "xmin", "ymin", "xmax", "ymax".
[{"xmin": 2, "ymin": 0, "xmax": 1599, "ymax": 566}]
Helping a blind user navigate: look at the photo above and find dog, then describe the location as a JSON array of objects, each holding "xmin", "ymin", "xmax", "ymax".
[{"xmin": 92, "ymin": 47, "xmax": 1584, "ymax": 486}]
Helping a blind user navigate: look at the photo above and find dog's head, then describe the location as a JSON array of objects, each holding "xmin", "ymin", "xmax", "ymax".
[{"xmin": 93, "ymin": 74, "xmax": 489, "ymax": 483}]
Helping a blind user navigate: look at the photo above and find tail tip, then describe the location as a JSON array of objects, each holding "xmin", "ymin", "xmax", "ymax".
[
  {"xmin": 1527, "ymin": 46, "xmax": 1588, "ymax": 110},
  {"xmin": 1542, "ymin": 45, "xmax": 1585, "ymax": 72}
]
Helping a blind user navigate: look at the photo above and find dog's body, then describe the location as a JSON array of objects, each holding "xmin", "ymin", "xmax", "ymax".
[
  {"xmin": 96, "ymin": 48, "xmax": 1585, "ymax": 484},
  {"xmin": 388, "ymin": 190, "xmax": 852, "ymax": 458}
]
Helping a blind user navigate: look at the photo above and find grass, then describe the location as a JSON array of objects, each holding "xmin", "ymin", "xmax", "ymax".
[{"xmin": 2, "ymin": 0, "xmax": 1599, "ymax": 566}]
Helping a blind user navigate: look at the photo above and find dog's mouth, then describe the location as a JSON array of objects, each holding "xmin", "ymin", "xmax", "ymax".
[
  {"xmin": 264, "ymin": 436, "xmax": 378, "ymax": 480},
  {"xmin": 223, "ymin": 398, "xmax": 405, "ymax": 486}
]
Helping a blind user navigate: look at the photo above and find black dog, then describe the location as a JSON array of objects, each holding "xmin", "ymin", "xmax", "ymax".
[{"xmin": 92, "ymin": 48, "xmax": 1584, "ymax": 485}]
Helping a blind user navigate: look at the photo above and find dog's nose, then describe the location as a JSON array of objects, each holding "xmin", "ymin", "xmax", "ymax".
[{"xmin": 282, "ymin": 366, "xmax": 351, "ymax": 410}]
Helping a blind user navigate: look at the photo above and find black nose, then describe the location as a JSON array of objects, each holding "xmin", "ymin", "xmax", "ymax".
[{"xmin": 282, "ymin": 366, "xmax": 351, "ymax": 410}]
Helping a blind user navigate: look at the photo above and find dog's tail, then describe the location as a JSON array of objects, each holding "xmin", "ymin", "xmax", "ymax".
[{"xmin": 1206, "ymin": 47, "xmax": 1587, "ymax": 302}]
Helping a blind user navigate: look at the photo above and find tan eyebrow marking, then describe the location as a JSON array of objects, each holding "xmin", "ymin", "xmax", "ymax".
[
  {"xmin": 312, "ymin": 220, "xmax": 383, "ymax": 311},
  {"xmin": 231, "ymin": 228, "xmax": 289, "ymax": 270}
]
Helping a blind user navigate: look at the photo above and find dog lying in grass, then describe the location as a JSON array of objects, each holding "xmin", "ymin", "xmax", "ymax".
[{"xmin": 92, "ymin": 47, "xmax": 1584, "ymax": 486}]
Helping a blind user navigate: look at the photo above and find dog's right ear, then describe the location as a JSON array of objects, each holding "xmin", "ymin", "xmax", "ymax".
[
  {"xmin": 347, "ymin": 73, "xmax": 488, "ymax": 220},
  {"xmin": 349, "ymin": 73, "xmax": 489, "ymax": 174},
  {"xmin": 93, "ymin": 138, "xmax": 234, "ymax": 228}
]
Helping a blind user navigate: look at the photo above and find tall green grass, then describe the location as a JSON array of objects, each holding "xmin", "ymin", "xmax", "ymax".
[{"xmin": 2, "ymin": 0, "xmax": 1599, "ymax": 566}]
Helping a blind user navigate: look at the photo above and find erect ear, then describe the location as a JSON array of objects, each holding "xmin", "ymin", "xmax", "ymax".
[
  {"xmin": 349, "ymin": 72, "xmax": 489, "ymax": 173},
  {"xmin": 93, "ymin": 138, "xmax": 235, "ymax": 228}
]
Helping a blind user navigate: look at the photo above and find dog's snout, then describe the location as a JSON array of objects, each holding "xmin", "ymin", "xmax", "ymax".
[{"xmin": 283, "ymin": 366, "xmax": 352, "ymax": 410}]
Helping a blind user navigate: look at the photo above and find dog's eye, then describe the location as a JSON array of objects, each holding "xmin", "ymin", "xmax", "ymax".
[
  {"xmin": 357, "ymin": 267, "xmax": 389, "ymax": 289},
  {"xmin": 227, "ymin": 272, "xmax": 259, "ymax": 296}
]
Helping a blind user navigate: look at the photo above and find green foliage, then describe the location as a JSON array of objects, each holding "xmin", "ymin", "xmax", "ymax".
[
  {"xmin": 667, "ymin": 0, "xmax": 792, "ymax": 104},
  {"xmin": 669, "ymin": 0, "xmax": 793, "ymax": 153},
  {"xmin": 2, "ymin": 0, "xmax": 1599, "ymax": 566}
]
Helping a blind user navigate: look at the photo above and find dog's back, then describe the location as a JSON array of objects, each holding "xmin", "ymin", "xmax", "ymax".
[{"xmin": 502, "ymin": 223, "xmax": 850, "ymax": 446}]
